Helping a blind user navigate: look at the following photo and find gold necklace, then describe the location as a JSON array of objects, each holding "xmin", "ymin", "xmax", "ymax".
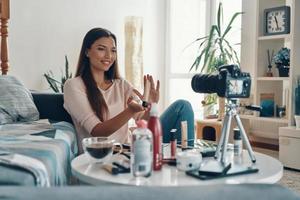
[{"xmin": 97, "ymin": 80, "xmax": 112, "ymax": 90}]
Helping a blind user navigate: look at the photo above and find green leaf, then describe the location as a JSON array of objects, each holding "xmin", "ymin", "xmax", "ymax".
[
  {"xmin": 190, "ymin": 56, "xmax": 201, "ymax": 71},
  {"xmin": 222, "ymin": 12, "xmax": 243, "ymax": 38},
  {"xmin": 203, "ymin": 25, "xmax": 218, "ymax": 70},
  {"xmin": 65, "ymin": 55, "xmax": 69, "ymax": 78},
  {"xmin": 207, "ymin": 49, "xmax": 217, "ymax": 73},
  {"xmin": 190, "ymin": 40, "xmax": 207, "ymax": 72},
  {"xmin": 44, "ymin": 73, "xmax": 60, "ymax": 93},
  {"xmin": 183, "ymin": 36, "xmax": 208, "ymax": 52},
  {"xmin": 223, "ymin": 39, "xmax": 240, "ymax": 64},
  {"xmin": 43, "ymin": 55, "xmax": 72, "ymax": 93},
  {"xmin": 217, "ymin": 2, "xmax": 223, "ymax": 36}
]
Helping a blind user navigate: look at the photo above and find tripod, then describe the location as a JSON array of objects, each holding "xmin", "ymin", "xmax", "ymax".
[{"xmin": 214, "ymin": 99, "xmax": 256, "ymax": 164}]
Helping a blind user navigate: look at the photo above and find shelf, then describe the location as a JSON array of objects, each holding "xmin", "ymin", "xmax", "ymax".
[
  {"xmin": 256, "ymin": 77, "xmax": 290, "ymax": 81},
  {"xmin": 240, "ymin": 115, "xmax": 289, "ymax": 123},
  {"xmin": 258, "ymin": 34, "xmax": 291, "ymax": 41}
]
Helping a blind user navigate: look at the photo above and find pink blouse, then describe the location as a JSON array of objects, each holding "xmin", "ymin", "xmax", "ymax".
[{"xmin": 63, "ymin": 76, "xmax": 134, "ymax": 153}]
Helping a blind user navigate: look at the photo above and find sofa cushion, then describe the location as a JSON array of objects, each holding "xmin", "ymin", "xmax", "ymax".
[{"xmin": 0, "ymin": 75, "xmax": 39, "ymax": 124}]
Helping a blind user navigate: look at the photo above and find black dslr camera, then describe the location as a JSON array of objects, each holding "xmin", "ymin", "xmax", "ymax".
[{"xmin": 191, "ymin": 64, "xmax": 251, "ymax": 98}]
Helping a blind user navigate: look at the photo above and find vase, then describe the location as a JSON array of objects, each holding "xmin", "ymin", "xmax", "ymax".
[{"xmin": 277, "ymin": 66, "xmax": 289, "ymax": 77}]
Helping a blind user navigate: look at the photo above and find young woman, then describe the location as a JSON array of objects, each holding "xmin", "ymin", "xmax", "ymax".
[{"xmin": 63, "ymin": 27, "xmax": 194, "ymax": 153}]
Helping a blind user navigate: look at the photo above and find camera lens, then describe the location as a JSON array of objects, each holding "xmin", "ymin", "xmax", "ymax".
[{"xmin": 191, "ymin": 74, "xmax": 219, "ymax": 94}]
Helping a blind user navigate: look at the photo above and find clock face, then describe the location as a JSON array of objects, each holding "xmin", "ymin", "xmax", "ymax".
[
  {"xmin": 267, "ymin": 10, "xmax": 286, "ymax": 33},
  {"xmin": 264, "ymin": 6, "xmax": 290, "ymax": 36}
]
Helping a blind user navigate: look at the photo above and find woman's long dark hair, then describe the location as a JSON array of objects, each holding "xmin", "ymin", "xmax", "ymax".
[{"xmin": 75, "ymin": 28, "xmax": 120, "ymax": 121}]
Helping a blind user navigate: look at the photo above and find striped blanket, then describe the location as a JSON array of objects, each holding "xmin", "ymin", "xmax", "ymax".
[{"xmin": 0, "ymin": 120, "xmax": 78, "ymax": 186}]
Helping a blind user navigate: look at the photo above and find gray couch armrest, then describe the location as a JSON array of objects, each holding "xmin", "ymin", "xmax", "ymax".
[
  {"xmin": 31, "ymin": 92, "xmax": 73, "ymax": 124},
  {"xmin": 0, "ymin": 184, "xmax": 299, "ymax": 200}
]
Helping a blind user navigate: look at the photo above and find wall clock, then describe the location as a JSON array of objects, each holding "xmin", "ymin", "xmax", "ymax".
[{"xmin": 263, "ymin": 6, "xmax": 290, "ymax": 36}]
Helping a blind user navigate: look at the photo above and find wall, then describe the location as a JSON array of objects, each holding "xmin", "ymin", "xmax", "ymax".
[
  {"xmin": 240, "ymin": 0, "xmax": 256, "ymax": 76},
  {"xmin": 8, "ymin": 0, "xmax": 166, "ymax": 103}
]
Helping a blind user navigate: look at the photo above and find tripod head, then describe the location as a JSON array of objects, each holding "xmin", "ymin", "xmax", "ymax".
[{"xmin": 225, "ymin": 98, "xmax": 262, "ymax": 114}]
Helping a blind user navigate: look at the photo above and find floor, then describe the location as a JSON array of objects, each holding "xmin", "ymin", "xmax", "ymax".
[{"xmin": 254, "ymin": 147, "xmax": 300, "ymax": 194}]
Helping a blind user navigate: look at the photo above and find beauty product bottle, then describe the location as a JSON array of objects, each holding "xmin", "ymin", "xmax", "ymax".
[
  {"xmin": 233, "ymin": 128, "xmax": 242, "ymax": 156},
  {"xmin": 181, "ymin": 121, "xmax": 188, "ymax": 150},
  {"xmin": 131, "ymin": 120, "xmax": 152, "ymax": 177},
  {"xmin": 147, "ymin": 103, "xmax": 163, "ymax": 171},
  {"xmin": 170, "ymin": 129, "xmax": 177, "ymax": 159}
]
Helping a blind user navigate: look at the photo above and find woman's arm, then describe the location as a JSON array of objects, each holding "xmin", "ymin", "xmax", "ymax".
[
  {"xmin": 64, "ymin": 78, "xmax": 146, "ymax": 138},
  {"xmin": 91, "ymin": 100, "xmax": 144, "ymax": 137}
]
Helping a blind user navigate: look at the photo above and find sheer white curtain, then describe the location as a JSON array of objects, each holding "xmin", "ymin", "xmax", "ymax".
[{"xmin": 165, "ymin": 0, "xmax": 210, "ymax": 119}]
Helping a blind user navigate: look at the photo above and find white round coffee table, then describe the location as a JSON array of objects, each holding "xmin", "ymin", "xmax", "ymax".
[{"xmin": 71, "ymin": 150, "xmax": 283, "ymax": 186}]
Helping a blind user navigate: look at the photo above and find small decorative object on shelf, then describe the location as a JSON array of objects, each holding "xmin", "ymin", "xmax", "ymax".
[
  {"xmin": 260, "ymin": 93, "xmax": 275, "ymax": 117},
  {"xmin": 295, "ymin": 77, "xmax": 300, "ymax": 115},
  {"xmin": 266, "ymin": 49, "xmax": 274, "ymax": 77},
  {"xmin": 273, "ymin": 47, "xmax": 290, "ymax": 77},
  {"xmin": 276, "ymin": 105, "xmax": 286, "ymax": 118}
]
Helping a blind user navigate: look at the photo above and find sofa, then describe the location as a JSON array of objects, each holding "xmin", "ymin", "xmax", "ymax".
[
  {"xmin": 1, "ymin": 184, "xmax": 300, "ymax": 200},
  {"xmin": 0, "ymin": 76, "xmax": 77, "ymax": 186},
  {"xmin": 32, "ymin": 92, "xmax": 72, "ymax": 124}
]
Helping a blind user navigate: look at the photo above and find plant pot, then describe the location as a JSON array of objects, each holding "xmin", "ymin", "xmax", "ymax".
[{"xmin": 277, "ymin": 66, "xmax": 289, "ymax": 77}]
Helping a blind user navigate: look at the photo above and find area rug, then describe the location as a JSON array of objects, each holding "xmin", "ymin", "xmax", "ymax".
[
  {"xmin": 254, "ymin": 147, "xmax": 300, "ymax": 194},
  {"xmin": 278, "ymin": 168, "xmax": 300, "ymax": 194}
]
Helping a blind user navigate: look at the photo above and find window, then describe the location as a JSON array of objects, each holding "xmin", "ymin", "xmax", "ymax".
[{"xmin": 165, "ymin": 0, "xmax": 242, "ymax": 119}]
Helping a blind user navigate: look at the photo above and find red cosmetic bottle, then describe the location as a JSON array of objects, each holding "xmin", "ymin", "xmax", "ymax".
[{"xmin": 147, "ymin": 103, "xmax": 162, "ymax": 171}]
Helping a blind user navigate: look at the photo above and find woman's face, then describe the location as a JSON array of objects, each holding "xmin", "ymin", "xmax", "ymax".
[{"xmin": 87, "ymin": 36, "xmax": 117, "ymax": 72}]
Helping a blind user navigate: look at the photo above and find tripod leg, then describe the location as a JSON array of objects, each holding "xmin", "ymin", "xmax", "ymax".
[
  {"xmin": 234, "ymin": 114, "xmax": 256, "ymax": 163},
  {"xmin": 214, "ymin": 113, "xmax": 229, "ymax": 160},
  {"xmin": 220, "ymin": 114, "xmax": 232, "ymax": 164}
]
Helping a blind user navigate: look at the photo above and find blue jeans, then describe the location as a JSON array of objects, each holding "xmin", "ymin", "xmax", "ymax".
[{"xmin": 160, "ymin": 100, "xmax": 194, "ymax": 146}]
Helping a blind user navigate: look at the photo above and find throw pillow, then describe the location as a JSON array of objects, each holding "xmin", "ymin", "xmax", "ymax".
[{"xmin": 0, "ymin": 75, "xmax": 39, "ymax": 124}]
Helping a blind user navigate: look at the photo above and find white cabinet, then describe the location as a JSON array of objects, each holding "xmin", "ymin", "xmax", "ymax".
[
  {"xmin": 241, "ymin": 0, "xmax": 300, "ymax": 145},
  {"xmin": 279, "ymin": 126, "xmax": 300, "ymax": 170}
]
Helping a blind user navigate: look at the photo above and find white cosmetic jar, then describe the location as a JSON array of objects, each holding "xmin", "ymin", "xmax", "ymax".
[{"xmin": 176, "ymin": 150, "xmax": 202, "ymax": 171}]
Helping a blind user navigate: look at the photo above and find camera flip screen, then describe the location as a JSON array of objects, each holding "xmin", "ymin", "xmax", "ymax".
[{"xmin": 228, "ymin": 80, "xmax": 244, "ymax": 95}]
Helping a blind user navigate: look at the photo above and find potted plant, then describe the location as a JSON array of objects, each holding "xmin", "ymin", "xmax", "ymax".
[
  {"xmin": 188, "ymin": 3, "xmax": 243, "ymax": 119},
  {"xmin": 44, "ymin": 55, "xmax": 72, "ymax": 93},
  {"xmin": 273, "ymin": 47, "xmax": 290, "ymax": 77}
]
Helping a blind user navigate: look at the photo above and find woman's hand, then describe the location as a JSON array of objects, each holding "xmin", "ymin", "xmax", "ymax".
[
  {"xmin": 127, "ymin": 96, "xmax": 146, "ymax": 114},
  {"xmin": 133, "ymin": 74, "xmax": 160, "ymax": 104},
  {"xmin": 147, "ymin": 75, "xmax": 160, "ymax": 103}
]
